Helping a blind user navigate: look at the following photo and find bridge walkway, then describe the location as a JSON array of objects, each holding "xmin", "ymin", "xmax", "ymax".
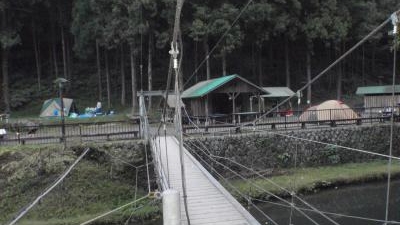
[{"xmin": 155, "ymin": 136, "xmax": 260, "ymax": 225}]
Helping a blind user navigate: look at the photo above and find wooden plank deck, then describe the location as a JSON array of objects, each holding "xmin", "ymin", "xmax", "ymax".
[{"xmin": 156, "ymin": 136, "xmax": 260, "ymax": 225}]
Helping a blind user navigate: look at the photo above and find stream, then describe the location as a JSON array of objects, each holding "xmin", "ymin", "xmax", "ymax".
[{"xmin": 250, "ymin": 180, "xmax": 400, "ymax": 225}]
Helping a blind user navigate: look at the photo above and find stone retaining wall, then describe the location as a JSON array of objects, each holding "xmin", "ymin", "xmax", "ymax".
[{"xmin": 185, "ymin": 124, "xmax": 400, "ymax": 169}]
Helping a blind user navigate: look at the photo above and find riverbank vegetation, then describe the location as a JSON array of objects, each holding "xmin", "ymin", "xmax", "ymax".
[
  {"xmin": 229, "ymin": 160, "xmax": 400, "ymax": 201},
  {"xmin": 0, "ymin": 142, "xmax": 160, "ymax": 225}
]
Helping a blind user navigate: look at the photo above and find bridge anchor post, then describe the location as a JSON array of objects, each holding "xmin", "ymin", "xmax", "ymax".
[{"xmin": 163, "ymin": 189, "xmax": 181, "ymax": 225}]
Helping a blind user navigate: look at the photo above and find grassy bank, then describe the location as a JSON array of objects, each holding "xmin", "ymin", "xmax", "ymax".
[
  {"xmin": 229, "ymin": 160, "xmax": 400, "ymax": 200},
  {"xmin": 0, "ymin": 142, "xmax": 160, "ymax": 225}
]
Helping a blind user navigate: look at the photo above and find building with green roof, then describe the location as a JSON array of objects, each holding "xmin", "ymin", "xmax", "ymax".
[
  {"xmin": 356, "ymin": 85, "xmax": 400, "ymax": 108},
  {"xmin": 182, "ymin": 74, "xmax": 268, "ymax": 122}
]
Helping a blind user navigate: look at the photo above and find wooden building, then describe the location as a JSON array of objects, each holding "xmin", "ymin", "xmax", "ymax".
[
  {"xmin": 260, "ymin": 87, "xmax": 295, "ymax": 112},
  {"xmin": 356, "ymin": 85, "xmax": 400, "ymax": 108},
  {"xmin": 181, "ymin": 74, "xmax": 268, "ymax": 122}
]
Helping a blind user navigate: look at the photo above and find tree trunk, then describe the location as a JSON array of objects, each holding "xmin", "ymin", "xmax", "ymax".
[
  {"xmin": 194, "ymin": 41, "xmax": 198, "ymax": 82},
  {"xmin": 120, "ymin": 45, "xmax": 126, "ymax": 106},
  {"xmin": 284, "ymin": 36, "xmax": 290, "ymax": 88},
  {"xmin": 1, "ymin": 10, "xmax": 10, "ymax": 113},
  {"xmin": 258, "ymin": 44, "xmax": 263, "ymax": 86},
  {"xmin": 203, "ymin": 38, "xmax": 211, "ymax": 80},
  {"xmin": 61, "ymin": 26, "xmax": 68, "ymax": 79},
  {"xmin": 306, "ymin": 44, "xmax": 312, "ymax": 105},
  {"xmin": 96, "ymin": 39, "xmax": 102, "ymax": 101},
  {"xmin": 105, "ymin": 49, "xmax": 111, "ymax": 109},
  {"xmin": 130, "ymin": 44, "xmax": 138, "ymax": 114},
  {"xmin": 66, "ymin": 33, "xmax": 72, "ymax": 79},
  {"xmin": 148, "ymin": 33, "xmax": 153, "ymax": 109},
  {"xmin": 371, "ymin": 42, "xmax": 376, "ymax": 81},
  {"xmin": 49, "ymin": 42, "xmax": 54, "ymax": 79},
  {"xmin": 2, "ymin": 48, "xmax": 10, "ymax": 113},
  {"xmin": 362, "ymin": 45, "xmax": 365, "ymax": 85},
  {"xmin": 336, "ymin": 42, "xmax": 342, "ymax": 100},
  {"xmin": 50, "ymin": 11, "xmax": 59, "ymax": 78},
  {"xmin": 221, "ymin": 48, "xmax": 227, "ymax": 76},
  {"xmin": 32, "ymin": 21, "xmax": 42, "ymax": 91}
]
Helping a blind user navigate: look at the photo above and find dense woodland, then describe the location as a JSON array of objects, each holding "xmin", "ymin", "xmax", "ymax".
[{"xmin": 0, "ymin": 0, "xmax": 400, "ymax": 114}]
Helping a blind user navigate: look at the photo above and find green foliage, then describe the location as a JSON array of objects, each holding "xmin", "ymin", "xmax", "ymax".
[
  {"xmin": 0, "ymin": 142, "xmax": 159, "ymax": 224},
  {"xmin": 230, "ymin": 160, "xmax": 400, "ymax": 201}
]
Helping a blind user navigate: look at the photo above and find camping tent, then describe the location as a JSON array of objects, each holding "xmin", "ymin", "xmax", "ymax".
[
  {"xmin": 299, "ymin": 100, "xmax": 359, "ymax": 122},
  {"xmin": 40, "ymin": 98, "xmax": 77, "ymax": 117}
]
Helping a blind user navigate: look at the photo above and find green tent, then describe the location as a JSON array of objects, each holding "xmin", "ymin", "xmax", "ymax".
[{"xmin": 40, "ymin": 98, "xmax": 77, "ymax": 117}]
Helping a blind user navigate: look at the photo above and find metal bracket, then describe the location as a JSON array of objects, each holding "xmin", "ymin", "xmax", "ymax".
[
  {"xmin": 391, "ymin": 12, "xmax": 400, "ymax": 34},
  {"xmin": 169, "ymin": 42, "xmax": 179, "ymax": 69}
]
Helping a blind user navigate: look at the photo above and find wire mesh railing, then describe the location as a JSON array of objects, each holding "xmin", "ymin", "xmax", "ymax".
[
  {"xmin": 183, "ymin": 106, "xmax": 396, "ymax": 135},
  {"xmin": 0, "ymin": 120, "xmax": 141, "ymax": 145}
]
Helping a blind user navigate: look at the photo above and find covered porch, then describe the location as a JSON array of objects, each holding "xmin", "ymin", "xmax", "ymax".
[{"xmin": 182, "ymin": 74, "xmax": 268, "ymax": 124}]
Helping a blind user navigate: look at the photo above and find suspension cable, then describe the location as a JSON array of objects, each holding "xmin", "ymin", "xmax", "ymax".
[
  {"xmin": 79, "ymin": 195, "xmax": 149, "ymax": 225},
  {"xmin": 188, "ymin": 144, "xmax": 281, "ymax": 225},
  {"xmin": 7, "ymin": 148, "xmax": 91, "ymax": 225},
  {"xmin": 384, "ymin": 16, "xmax": 398, "ymax": 223},
  {"xmin": 254, "ymin": 198, "xmax": 400, "ymax": 224},
  {"xmin": 183, "ymin": 0, "xmax": 254, "ymax": 87},
  {"xmin": 186, "ymin": 140, "xmax": 329, "ymax": 225}
]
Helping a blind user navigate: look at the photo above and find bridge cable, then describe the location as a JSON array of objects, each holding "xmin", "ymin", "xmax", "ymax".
[
  {"xmin": 7, "ymin": 147, "xmax": 91, "ymax": 225},
  {"xmin": 251, "ymin": 127, "xmax": 400, "ymax": 161},
  {"xmin": 185, "ymin": 141, "xmax": 321, "ymax": 225},
  {"xmin": 186, "ymin": 143, "xmax": 281, "ymax": 225},
  {"xmin": 181, "ymin": 100, "xmax": 400, "ymax": 162},
  {"xmin": 79, "ymin": 195, "xmax": 149, "ymax": 225},
  {"xmin": 254, "ymin": 198, "xmax": 400, "ymax": 224},
  {"xmin": 183, "ymin": 0, "xmax": 254, "ymax": 88},
  {"xmin": 288, "ymin": 142, "xmax": 298, "ymax": 225},
  {"xmin": 384, "ymin": 16, "xmax": 398, "ymax": 224},
  {"xmin": 184, "ymin": 9, "xmax": 399, "ymax": 135},
  {"xmin": 248, "ymin": 11, "xmax": 398, "ymax": 127},
  {"xmin": 185, "ymin": 139, "xmax": 329, "ymax": 225},
  {"xmin": 185, "ymin": 138, "xmax": 339, "ymax": 225}
]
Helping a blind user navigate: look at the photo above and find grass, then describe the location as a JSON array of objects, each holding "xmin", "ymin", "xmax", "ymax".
[
  {"xmin": 0, "ymin": 142, "xmax": 160, "ymax": 225},
  {"xmin": 230, "ymin": 160, "xmax": 400, "ymax": 200}
]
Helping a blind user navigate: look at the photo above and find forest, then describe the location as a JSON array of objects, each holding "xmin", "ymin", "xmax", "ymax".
[{"xmin": 0, "ymin": 0, "xmax": 400, "ymax": 114}]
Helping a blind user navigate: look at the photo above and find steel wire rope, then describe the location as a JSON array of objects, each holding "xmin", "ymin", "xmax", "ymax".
[
  {"xmin": 124, "ymin": 198, "xmax": 158, "ymax": 225},
  {"xmin": 289, "ymin": 143, "xmax": 298, "ymax": 225},
  {"xmin": 384, "ymin": 23, "xmax": 398, "ymax": 224},
  {"xmin": 253, "ymin": 198, "xmax": 400, "ymax": 224},
  {"xmin": 186, "ymin": 143, "xmax": 280, "ymax": 225},
  {"xmin": 184, "ymin": 140, "xmax": 324, "ymax": 225},
  {"xmin": 183, "ymin": 10, "xmax": 399, "ymax": 135},
  {"xmin": 79, "ymin": 195, "xmax": 149, "ymax": 225},
  {"xmin": 185, "ymin": 136, "xmax": 359, "ymax": 225},
  {"xmin": 251, "ymin": 127, "xmax": 400, "ymax": 161},
  {"xmin": 185, "ymin": 136, "xmax": 400, "ymax": 224},
  {"xmin": 185, "ymin": 138, "xmax": 339, "ymax": 225},
  {"xmin": 167, "ymin": 0, "xmax": 191, "ymax": 224},
  {"xmin": 183, "ymin": 0, "xmax": 254, "ymax": 88},
  {"xmin": 183, "ymin": 110, "xmax": 400, "ymax": 163},
  {"xmin": 7, "ymin": 147, "xmax": 91, "ymax": 225}
]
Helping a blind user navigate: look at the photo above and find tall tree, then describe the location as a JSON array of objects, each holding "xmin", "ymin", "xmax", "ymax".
[
  {"xmin": 188, "ymin": 5, "xmax": 213, "ymax": 80},
  {"xmin": 0, "ymin": 1, "xmax": 22, "ymax": 113},
  {"xmin": 298, "ymin": 0, "xmax": 350, "ymax": 104},
  {"xmin": 210, "ymin": 3, "xmax": 243, "ymax": 76}
]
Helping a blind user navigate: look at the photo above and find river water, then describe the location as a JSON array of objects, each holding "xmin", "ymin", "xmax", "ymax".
[{"xmin": 250, "ymin": 180, "xmax": 400, "ymax": 225}]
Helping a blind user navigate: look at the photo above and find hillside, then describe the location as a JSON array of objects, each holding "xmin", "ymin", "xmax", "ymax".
[{"xmin": 0, "ymin": 142, "xmax": 161, "ymax": 225}]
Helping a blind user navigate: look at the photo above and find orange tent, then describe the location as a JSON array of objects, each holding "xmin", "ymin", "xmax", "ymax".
[{"xmin": 299, "ymin": 100, "xmax": 359, "ymax": 121}]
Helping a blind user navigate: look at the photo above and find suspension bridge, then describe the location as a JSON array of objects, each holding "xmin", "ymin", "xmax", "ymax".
[
  {"xmin": 152, "ymin": 135, "xmax": 260, "ymax": 225},
  {"xmin": 4, "ymin": 1, "xmax": 400, "ymax": 225}
]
